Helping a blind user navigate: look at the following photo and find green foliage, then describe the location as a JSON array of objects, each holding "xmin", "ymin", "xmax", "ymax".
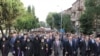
[
  {"xmin": 79, "ymin": 13, "xmax": 94, "ymax": 35},
  {"xmin": 14, "ymin": 6, "xmax": 39, "ymax": 31},
  {"xmin": 27, "ymin": 6, "xmax": 31, "ymax": 13},
  {"xmin": 0, "ymin": 0, "xmax": 24, "ymax": 24},
  {"xmin": 46, "ymin": 12, "xmax": 75, "ymax": 32},
  {"xmin": 79, "ymin": 0, "xmax": 100, "ymax": 35},
  {"xmin": 53, "ymin": 13, "xmax": 61, "ymax": 30},
  {"xmin": 0, "ymin": 0, "xmax": 24, "ymax": 35},
  {"xmin": 46, "ymin": 13, "xmax": 54, "ymax": 29},
  {"xmin": 62, "ymin": 14, "xmax": 75, "ymax": 33},
  {"xmin": 46, "ymin": 12, "xmax": 61, "ymax": 30},
  {"xmin": 39, "ymin": 21, "xmax": 46, "ymax": 27}
]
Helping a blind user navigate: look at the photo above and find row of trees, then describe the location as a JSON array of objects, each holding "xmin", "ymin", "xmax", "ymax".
[
  {"xmin": 46, "ymin": 12, "xmax": 75, "ymax": 33},
  {"xmin": 79, "ymin": 0, "xmax": 100, "ymax": 35},
  {"xmin": 0, "ymin": 0, "xmax": 39, "ymax": 36},
  {"xmin": 0, "ymin": 0, "xmax": 24, "ymax": 36},
  {"xmin": 14, "ymin": 6, "xmax": 39, "ymax": 32}
]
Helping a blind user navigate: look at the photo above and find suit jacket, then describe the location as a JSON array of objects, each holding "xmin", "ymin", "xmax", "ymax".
[
  {"xmin": 52, "ymin": 40, "xmax": 63, "ymax": 55},
  {"xmin": 94, "ymin": 42, "xmax": 100, "ymax": 55},
  {"xmin": 73, "ymin": 39, "xmax": 79, "ymax": 51},
  {"xmin": 45, "ymin": 39, "xmax": 52, "ymax": 53},
  {"xmin": 89, "ymin": 39, "xmax": 95, "ymax": 53},
  {"xmin": 66, "ymin": 40, "xmax": 74, "ymax": 55},
  {"xmin": 80, "ymin": 40, "xmax": 90, "ymax": 53}
]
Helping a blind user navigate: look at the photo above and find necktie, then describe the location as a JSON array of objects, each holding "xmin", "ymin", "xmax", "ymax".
[{"xmin": 70, "ymin": 41, "xmax": 72, "ymax": 46}]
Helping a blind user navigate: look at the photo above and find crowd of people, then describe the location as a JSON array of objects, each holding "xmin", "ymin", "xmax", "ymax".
[{"xmin": 0, "ymin": 31, "xmax": 100, "ymax": 56}]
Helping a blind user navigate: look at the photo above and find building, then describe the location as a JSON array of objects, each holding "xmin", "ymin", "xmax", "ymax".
[
  {"xmin": 61, "ymin": 0, "xmax": 85, "ymax": 34},
  {"xmin": 61, "ymin": 7, "xmax": 72, "ymax": 15},
  {"xmin": 71, "ymin": 0, "xmax": 85, "ymax": 26},
  {"xmin": 61, "ymin": 0, "xmax": 85, "ymax": 26}
]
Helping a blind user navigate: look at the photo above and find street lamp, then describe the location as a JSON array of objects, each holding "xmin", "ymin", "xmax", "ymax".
[
  {"xmin": 51, "ymin": 15, "xmax": 54, "ymax": 30},
  {"xmin": 57, "ymin": 5, "xmax": 63, "ymax": 30},
  {"xmin": 61, "ymin": 12, "xmax": 63, "ymax": 30}
]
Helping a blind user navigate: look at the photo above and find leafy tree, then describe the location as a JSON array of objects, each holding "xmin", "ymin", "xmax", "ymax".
[
  {"xmin": 79, "ymin": 13, "xmax": 94, "ymax": 35},
  {"xmin": 14, "ymin": 6, "xmax": 39, "ymax": 32},
  {"xmin": 53, "ymin": 13, "xmax": 61, "ymax": 30},
  {"xmin": 39, "ymin": 21, "xmax": 46, "ymax": 27},
  {"xmin": 27, "ymin": 6, "xmax": 31, "ymax": 13},
  {"xmin": 46, "ymin": 12, "xmax": 75, "ymax": 32},
  {"xmin": 46, "ymin": 12, "xmax": 61, "ymax": 30},
  {"xmin": 0, "ymin": 0, "xmax": 24, "ymax": 36},
  {"xmin": 62, "ymin": 14, "xmax": 75, "ymax": 33},
  {"xmin": 79, "ymin": 0, "xmax": 100, "ymax": 35},
  {"xmin": 46, "ymin": 12, "xmax": 54, "ymax": 29},
  {"xmin": 14, "ymin": 12, "xmax": 35, "ymax": 31}
]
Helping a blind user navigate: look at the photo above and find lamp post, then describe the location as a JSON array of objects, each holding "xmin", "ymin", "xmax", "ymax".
[
  {"xmin": 52, "ymin": 15, "xmax": 54, "ymax": 30},
  {"xmin": 61, "ymin": 12, "xmax": 63, "ymax": 30},
  {"xmin": 57, "ymin": 5, "xmax": 63, "ymax": 30}
]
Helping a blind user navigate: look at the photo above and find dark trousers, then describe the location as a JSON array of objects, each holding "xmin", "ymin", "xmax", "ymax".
[
  {"xmin": 34, "ymin": 53, "xmax": 40, "ymax": 56},
  {"xmin": 94, "ymin": 52, "xmax": 100, "ymax": 56},
  {"xmin": 63, "ymin": 49, "xmax": 65, "ymax": 56},
  {"xmin": 73, "ymin": 51, "xmax": 78, "ymax": 56},
  {"xmin": 66, "ymin": 52, "xmax": 73, "ymax": 56},
  {"xmin": 1, "ymin": 51, "xmax": 9, "ymax": 56},
  {"xmin": 81, "ymin": 50, "xmax": 90, "ymax": 56}
]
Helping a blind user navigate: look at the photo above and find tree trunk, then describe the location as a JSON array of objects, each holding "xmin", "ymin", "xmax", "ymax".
[
  {"xmin": 8, "ymin": 24, "xmax": 11, "ymax": 36},
  {"xmin": 0, "ymin": 25, "xmax": 4, "ymax": 37},
  {"xmin": 5, "ymin": 27, "xmax": 8, "ymax": 35}
]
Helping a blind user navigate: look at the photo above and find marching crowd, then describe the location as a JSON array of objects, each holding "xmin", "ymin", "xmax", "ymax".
[{"xmin": 0, "ymin": 31, "xmax": 100, "ymax": 56}]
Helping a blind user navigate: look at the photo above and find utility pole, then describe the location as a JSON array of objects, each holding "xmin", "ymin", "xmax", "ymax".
[{"xmin": 61, "ymin": 12, "xmax": 62, "ymax": 30}]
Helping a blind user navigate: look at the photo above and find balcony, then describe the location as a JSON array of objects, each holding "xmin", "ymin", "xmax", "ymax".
[{"xmin": 71, "ymin": 18, "xmax": 78, "ymax": 21}]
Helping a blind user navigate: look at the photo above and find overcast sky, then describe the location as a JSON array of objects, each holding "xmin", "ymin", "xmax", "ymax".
[{"xmin": 21, "ymin": 0, "xmax": 76, "ymax": 22}]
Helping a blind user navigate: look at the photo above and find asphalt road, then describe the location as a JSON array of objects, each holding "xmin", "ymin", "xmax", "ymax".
[
  {"xmin": 0, "ymin": 52, "xmax": 12, "ymax": 56},
  {"xmin": 0, "ymin": 52, "xmax": 54, "ymax": 56}
]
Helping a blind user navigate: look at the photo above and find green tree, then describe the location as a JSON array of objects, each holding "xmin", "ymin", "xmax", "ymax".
[
  {"xmin": 53, "ymin": 13, "xmax": 61, "ymax": 30},
  {"xmin": 79, "ymin": 13, "xmax": 94, "ymax": 35},
  {"xmin": 62, "ymin": 14, "xmax": 75, "ymax": 33},
  {"xmin": 46, "ymin": 12, "xmax": 61, "ymax": 30},
  {"xmin": 27, "ymin": 6, "xmax": 31, "ymax": 13},
  {"xmin": 39, "ymin": 21, "xmax": 46, "ymax": 27},
  {"xmin": 14, "ymin": 6, "xmax": 39, "ymax": 32},
  {"xmin": 46, "ymin": 12, "xmax": 74, "ymax": 32},
  {"xmin": 79, "ymin": 0, "xmax": 100, "ymax": 35},
  {"xmin": 46, "ymin": 12, "xmax": 54, "ymax": 29},
  {"xmin": 0, "ymin": 0, "xmax": 24, "ymax": 36}
]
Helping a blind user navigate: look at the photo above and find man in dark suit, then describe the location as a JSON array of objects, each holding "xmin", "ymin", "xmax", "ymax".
[
  {"xmin": 45, "ymin": 34, "xmax": 53, "ymax": 56},
  {"xmin": 21, "ymin": 33, "xmax": 27, "ymax": 53},
  {"xmin": 66, "ymin": 35, "xmax": 74, "ymax": 56},
  {"xmin": 80, "ymin": 35, "xmax": 90, "ymax": 56},
  {"xmin": 62, "ymin": 34, "xmax": 68, "ymax": 56},
  {"xmin": 94, "ymin": 38, "xmax": 100, "ymax": 56},
  {"xmin": 9, "ymin": 32, "xmax": 17, "ymax": 55},
  {"xmin": 72, "ymin": 34, "xmax": 79, "ymax": 56},
  {"xmin": 89, "ymin": 35, "xmax": 95, "ymax": 56}
]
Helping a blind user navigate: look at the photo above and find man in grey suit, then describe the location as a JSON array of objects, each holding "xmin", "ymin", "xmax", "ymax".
[{"xmin": 52, "ymin": 34, "xmax": 63, "ymax": 56}]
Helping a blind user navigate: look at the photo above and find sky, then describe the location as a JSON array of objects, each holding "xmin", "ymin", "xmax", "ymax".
[{"xmin": 21, "ymin": 0, "xmax": 76, "ymax": 22}]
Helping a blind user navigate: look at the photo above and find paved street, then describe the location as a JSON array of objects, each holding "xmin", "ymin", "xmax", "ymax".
[
  {"xmin": 0, "ymin": 51, "xmax": 12, "ymax": 56},
  {"xmin": 0, "ymin": 51, "xmax": 54, "ymax": 56}
]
